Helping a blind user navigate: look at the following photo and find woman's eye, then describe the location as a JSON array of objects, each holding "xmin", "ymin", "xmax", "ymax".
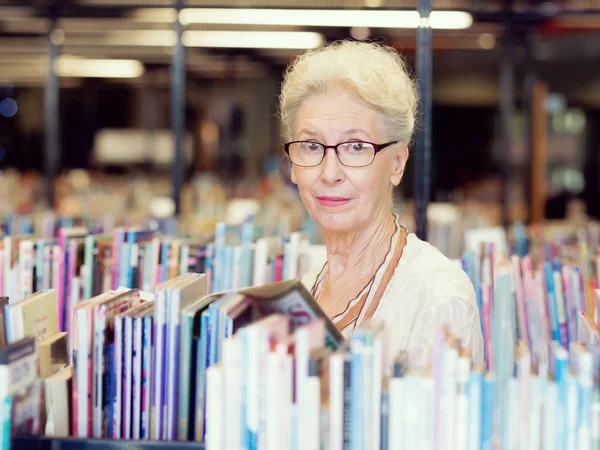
[
  {"xmin": 303, "ymin": 143, "xmax": 320, "ymax": 151},
  {"xmin": 351, "ymin": 142, "xmax": 364, "ymax": 151}
]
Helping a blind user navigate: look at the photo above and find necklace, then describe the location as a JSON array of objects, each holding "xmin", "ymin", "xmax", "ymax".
[{"xmin": 318, "ymin": 224, "xmax": 395, "ymax": 316}]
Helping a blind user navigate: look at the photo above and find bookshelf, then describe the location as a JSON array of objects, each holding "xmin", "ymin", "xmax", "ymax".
[
  {"xmin": 4, "ymin": 2, "xmax": 600, "ymax": 450},
  {"xmin": 13, "ymin": 436, "xmax": 204, "ymax": 450}
]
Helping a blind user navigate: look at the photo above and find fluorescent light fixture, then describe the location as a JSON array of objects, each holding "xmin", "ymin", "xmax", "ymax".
[
  {"xmin": 102, "ymin": 30, "xmax": 177, "ymax": 47},
  {"xmin": 55, "ymin": 57, "xmax": 144, "ymax": 78},
  {"xmin": 130, "ymin": 7, "xmax": 177, "ymax": 23},
  {"xmin": 179, "ymin": 8, "xmax": 473, "ymax": 30},
  {"xmin": 183, "ymin": 30, "xmax": 324, "ymax": 49}
]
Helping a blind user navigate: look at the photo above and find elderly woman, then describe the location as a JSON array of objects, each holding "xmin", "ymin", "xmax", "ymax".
[{"xmin": 280, "ymin": 40, "xmax": 484, "ymax": 369}]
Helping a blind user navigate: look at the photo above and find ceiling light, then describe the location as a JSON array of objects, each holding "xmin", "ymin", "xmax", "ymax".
[
  {"xmin": 130, "ymin": 8, "xmax": 177, "ymax": 23},
  {"xmin": 55, "ymin": 58, "xmax": 144, "ymax": 78},
  {"xmin": 102, "ymin": 30, "xmax": 177, "ymax": 47},
  {"xmin": 350, "ymin": 27, "xmax": 371, "ymax": 41},
  {"xmin": 478, "ymin": 33, "xmax": 495, "ymax": 50},
  {"xmin": 183, "ymin": 31, "xmax": 324, "ymax": 49},
  {"xmin": 178, "ymin": 8, "xmax": 473, "ymax": 30}
]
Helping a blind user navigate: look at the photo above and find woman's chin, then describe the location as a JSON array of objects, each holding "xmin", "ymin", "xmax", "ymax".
[{"xmin": 313, "ymin": 211, "xmax": 360, "ymax": 233}]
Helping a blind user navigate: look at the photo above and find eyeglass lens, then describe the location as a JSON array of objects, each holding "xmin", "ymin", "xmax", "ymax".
[{"xmin": 288, "ymin": 142, "xmax": 375, "ymax": 167}]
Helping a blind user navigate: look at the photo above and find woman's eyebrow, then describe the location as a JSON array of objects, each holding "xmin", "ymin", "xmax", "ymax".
[
  {"xmin": 340, "ymin": 128, "xmax": 371, "ymax": 139},
  {"xmin": 297, "ymin": 128, "xmax": 319, "ymax": 138}
]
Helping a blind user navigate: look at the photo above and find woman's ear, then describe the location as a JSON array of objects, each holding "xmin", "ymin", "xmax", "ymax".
[
  {"xmin": 290, "ymin": 162, "xmax": 298, "ymax": 185},
  {"xmin": 390, "ymin": 145, "xmax": 408, "ymax": 187}
]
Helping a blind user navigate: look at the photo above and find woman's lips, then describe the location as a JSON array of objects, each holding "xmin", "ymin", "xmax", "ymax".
[{"xmin": 316, "ymin": 196, "xmax": 352, "ymax": 207}]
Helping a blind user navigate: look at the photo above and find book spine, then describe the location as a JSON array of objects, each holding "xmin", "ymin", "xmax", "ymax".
[
  {"xmin": 350, "ymin": 333, "xmax": 364, "ymax": 450},
  {"xmin": 167, "ymin": 293, "xmax": 180, "ymax": 440},
  {"xmin": 92, "ymin": 309, "xmax": 105, "ymax": 438},
  {"xmin": 112, "ymin": 316, "xmax": 122, "ymax": 439},
  {"xmin": 132, "ymin": 316, "xmax": 143, "ymax": 440},
  {"xmin": 152, "ymin": 289, "xmax": 165, "ymax": 440},
  {"xmin": 196, "ymin": 311, "xmax": 210, "ymax": 442},
  {"xmin": 57, "ymin": 232, "xmax": 66, "ymax": 331},
  {"xmin": 206, "ymin": 365, "xmax": 224, "ymax": 450},
  {"xmin": 107, "ymin": 343, "xmax": 115, "ymax": 439},
  {"xmin": 84, "ymin": 235, "xmax": 94, "ymax": 300},
  {"xmin": 329, "ymin": 353, "xmax": 344, "ymax": 450},
  {"xmin": 178, "ymin": 315, "xmax": 192, "ymax": 441},
  {"xmin": 481, "ymin": 375, "xmax": 494, "ymax": 450},
  {"xmin": 141, "ymin": 315, "xmax": 152, "ymax": 440}
]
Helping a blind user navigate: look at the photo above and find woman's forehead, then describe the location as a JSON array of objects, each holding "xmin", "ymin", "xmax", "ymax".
[{"xmin": 294, "ymin": 93, "xmax": 385, "ymax": 141}]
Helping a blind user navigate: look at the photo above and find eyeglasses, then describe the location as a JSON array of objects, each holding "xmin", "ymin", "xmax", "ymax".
[{"xmin": 284, "ymin": 140, "xmax": 398, "ymax": 168}]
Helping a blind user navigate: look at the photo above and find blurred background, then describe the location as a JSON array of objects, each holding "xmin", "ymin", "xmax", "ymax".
[{"xmin": 1, "ymin": 0, "xmax": 599, "ymax": 246}]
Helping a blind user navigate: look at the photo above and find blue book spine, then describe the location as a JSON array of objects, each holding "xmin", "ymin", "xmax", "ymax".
[
  {"xmin": 160, "ymin": 241, "xmax": 170, "ymax": 284},
  {"xmin": 1, "ymin": 396, "xmax": 11, "ymax": 450},
  {"xmin": 214, "ymin": 223, "xmax": 227, "ymax": 292},
  {"xmin": 189, "ymin": 337, "xmax": 199, "ymax": 440},
  {"xmin": 161, "ymin": 290, "xmax": 171, "ymax": 439},
  {"xmin": 4, "ymin": 305, "xmax": 11, "ymax": 344},
  {"xmin": 208, "ymin": 305, "xmax": 220, "ymax": 366},
  {"xmin": 144, "ymin": 242, "xmax": 153, "ymax": 292},
  {"xmin": 198, "ymin": 311, "xmax": 210, "ymax": 441},
  {"xmin": 350, "ymin": 332, "xmax": 365, "ymax": 450},
  {"xmin": 126, "ymin": 230, "xmax": 136, "ymax": 288},
  {"xmin": 481, "ymin": 375, "xmax": 494, "ymax": 450},
  {"xmin": 556, "ymin": 352, "xmax": 568, "ymax": 450},
  {"xmin": 119, "ymin": 242, "xmax": 129, "ymax": 288},
  {"xmin": 205, "ymin": 243, "xmax": 214, "ymax": 294},
  {"xmin": 83, "ymin": 235, "xmax": 94, "ymax": 299},
  {"xmin": 107, "ymin": 343, "xmax": 115, "ymax": 438},
  {"xmin": 240, "ymin": 329, "xmax": 250, "ymax": 450},
  {"xmin": 380, "ymin": 390, "xmax": 389, "ymax": 450},
  {"xmin": 544, "ymin": 262, "xmax": 561, "ymax": 342}
]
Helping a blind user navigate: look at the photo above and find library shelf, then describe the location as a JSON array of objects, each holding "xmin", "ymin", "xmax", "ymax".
[{"xmin": 13, "ymin": 436, "xmax": 205, "ymax": 450}]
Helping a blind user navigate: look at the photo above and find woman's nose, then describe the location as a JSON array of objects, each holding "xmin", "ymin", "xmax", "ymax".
[{"xmin": 320, "ymin": 148, "xmax": 344, "ymax": 185}]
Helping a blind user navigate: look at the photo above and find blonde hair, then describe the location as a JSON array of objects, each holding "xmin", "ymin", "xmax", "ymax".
[{"xmin": 279, "ymin": 40, "xmax": 419, "ymax": 145}]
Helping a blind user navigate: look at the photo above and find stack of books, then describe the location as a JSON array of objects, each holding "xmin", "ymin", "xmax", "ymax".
[
  {"xmin": 3, "ymin": 215, "xmax": 600, "ymax": 450},
  {"xmin": 1, "ymin": 220, "xmax": 327, "ymax": 335}
]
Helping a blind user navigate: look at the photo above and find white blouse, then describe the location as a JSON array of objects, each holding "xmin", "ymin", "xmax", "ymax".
[{"xmin": 302, "ymin": 216, "xmax": 485, "ymax": 371}]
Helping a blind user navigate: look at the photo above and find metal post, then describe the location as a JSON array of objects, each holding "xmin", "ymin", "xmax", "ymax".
[
  {"xmin": 45, "ymin": 16, "xmax": 60, "ymax": 209},
  {"xmin": 500, "ymin": 11, "xmax": 515, "ymax": 229},
  {"xmin": 171, "ymin": 0, "xmax": 186, "ymax": 216},
  {"xmin": 414, "ymin": 0, "xmax": 433, "ymax": 241},
  {"xmin": 523, "ymin": 27, "xmax": 537, "ymax": 224}
]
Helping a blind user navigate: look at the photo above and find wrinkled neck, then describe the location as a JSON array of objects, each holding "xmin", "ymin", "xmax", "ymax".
[{"xmin": 323, "ymin": 210, "xmax": 396, "ymax": 280}]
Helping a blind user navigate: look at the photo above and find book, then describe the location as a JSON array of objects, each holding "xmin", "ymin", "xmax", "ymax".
[
  {"xmin": 44, "ymin": 365, "xmax": 73, "ymax": 437},
  {"xmin": 38, "ymin": 331, "xmax": 68, "ymax": 378}
]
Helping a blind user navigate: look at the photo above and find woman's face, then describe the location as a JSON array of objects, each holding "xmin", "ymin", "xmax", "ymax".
[{"xmin": 291, "ymin": 88, "xmax": 407, "ymax": 234}]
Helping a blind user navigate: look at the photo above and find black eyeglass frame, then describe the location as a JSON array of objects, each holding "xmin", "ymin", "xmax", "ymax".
[{"xmin": 284, "ymin": 140, "xmax": 399, "ymax": 167}]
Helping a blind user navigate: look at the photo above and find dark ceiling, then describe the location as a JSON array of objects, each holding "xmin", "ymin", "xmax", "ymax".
[{"xmin": 0, "ymin": 0, "xmax": 599, "ymax": 107}]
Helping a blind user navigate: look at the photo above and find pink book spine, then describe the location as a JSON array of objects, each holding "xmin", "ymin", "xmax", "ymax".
[
  {"xmin": 274, "ymin": 255, "xmax": 283, "ymax": 282},
  {"xmin": 482, "ymin": 283, "xmax": 492, "ymax": 371},
  {"xmin": 156, "ymin": 264, "xmax": 163, "ymax": 286},
  {"xmin": 57, "ymin": 230, "xmax": 67, "ymax": 331}
]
